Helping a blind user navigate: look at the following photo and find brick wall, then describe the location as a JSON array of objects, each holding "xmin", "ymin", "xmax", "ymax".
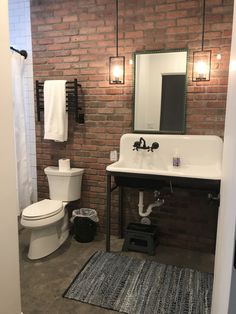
[{"xmin": 30, "ymin": 0, "xmax": 233, "ymax": 252}]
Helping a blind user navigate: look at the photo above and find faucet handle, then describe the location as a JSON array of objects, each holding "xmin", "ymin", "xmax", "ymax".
[
  {"xmin": 151, "ymin": 142, "xmax": 159, "ymax": 152},
  {"xmin": 133, "ymin": 141, "xmax": 140, "ymax": 151}
]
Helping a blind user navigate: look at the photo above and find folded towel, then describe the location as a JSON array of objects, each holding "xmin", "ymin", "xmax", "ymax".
[{"xmin": 44, "ymin": 80, "xmax": 68, "ymax": 142}]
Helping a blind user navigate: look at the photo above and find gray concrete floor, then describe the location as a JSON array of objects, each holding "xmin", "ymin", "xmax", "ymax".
[{"xmin": 19, "ymin": 228, "xmax": 215, "ymax": 314}]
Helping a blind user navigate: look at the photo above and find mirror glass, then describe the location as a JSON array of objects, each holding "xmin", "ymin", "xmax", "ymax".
[{"xmin": 134, "ymin": 49, "xmax": 188, "ymax": 133}]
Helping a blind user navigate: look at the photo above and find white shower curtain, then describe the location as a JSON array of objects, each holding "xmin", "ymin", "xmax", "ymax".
[{"xmin": 11, "ymin": 51, "xmax": 33, "ymax": 214}]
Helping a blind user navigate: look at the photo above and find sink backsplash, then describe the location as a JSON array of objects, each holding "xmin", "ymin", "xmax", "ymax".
[{"xmin": 119, "ymin": 133, "xmax": 223, "ymax": 168}]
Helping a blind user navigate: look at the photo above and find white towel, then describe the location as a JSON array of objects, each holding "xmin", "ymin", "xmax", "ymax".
[{"xmin": 44, "ymin": 80, "xmax": 68, "ymax": 142}]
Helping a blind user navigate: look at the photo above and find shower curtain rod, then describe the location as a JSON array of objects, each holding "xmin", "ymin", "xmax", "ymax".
[{"xmin": 10, "ymin": 46, "xmax": 27, "ymax": 59}]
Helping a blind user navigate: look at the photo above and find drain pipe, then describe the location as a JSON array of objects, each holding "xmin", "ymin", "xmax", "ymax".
[{"xmin": 138, "ymin": 190, "xmax": 164, "ymax": 217}]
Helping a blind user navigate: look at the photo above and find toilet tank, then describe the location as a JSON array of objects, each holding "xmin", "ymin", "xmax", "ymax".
[{"xmin": 44, "ymin": 167, "xmax": 84, "ymax": 201}]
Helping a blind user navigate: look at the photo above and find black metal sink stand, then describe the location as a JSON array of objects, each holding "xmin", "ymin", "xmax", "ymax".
[
  {"xmin": 105, "ymin": 170, "xmax": 220, "ymax": 252},
  {"xmin": 106, "ymin": 172, "xmax": 124, "ymax": 252}
]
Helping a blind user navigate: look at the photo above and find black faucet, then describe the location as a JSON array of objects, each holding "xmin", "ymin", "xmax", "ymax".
[
  {"xmin": 133, "ymin": 137, "xmax": 159, "ymax": 152},
  {"xmin": 133, "ymin": 137, "xmax": 147, "ymax": 151}
]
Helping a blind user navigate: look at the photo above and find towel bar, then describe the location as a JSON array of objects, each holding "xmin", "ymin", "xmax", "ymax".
[{"xmin": 35, "ymin": 79, "xmax": 84, "ymax": 124}]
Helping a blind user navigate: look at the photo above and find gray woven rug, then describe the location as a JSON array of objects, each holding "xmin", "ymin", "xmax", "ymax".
[{"xmin": 63, "ymin": 251, "xmax": 213, "ymax": 314}]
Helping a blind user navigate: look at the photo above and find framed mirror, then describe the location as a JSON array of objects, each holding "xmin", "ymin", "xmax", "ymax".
[{"xmin": 133, "ymin": 49, "xmax": 188, "ymax": 133}]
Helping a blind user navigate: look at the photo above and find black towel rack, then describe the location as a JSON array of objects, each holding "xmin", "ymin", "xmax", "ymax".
[{"xmin": 35, "ymin": 79, "xmax": 84, "ymax": 123}]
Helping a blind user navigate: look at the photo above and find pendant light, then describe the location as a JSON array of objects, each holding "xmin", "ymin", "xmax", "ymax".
[
  {"xmin": 192, "ymin": 0, "xmax": 211, "ymax": 81},
  {"xmin": 109, "ymin": 0, "xmax": 125, "ymax": 84}
]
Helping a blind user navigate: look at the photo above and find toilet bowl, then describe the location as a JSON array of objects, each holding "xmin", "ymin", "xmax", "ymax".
[
  {"xmin": 21, "ymin": 167, "xmax": 84, "ymax": 260},
  {"xmin": 21, "ymin": 199, "xmax": 68, "ymax": 259}
]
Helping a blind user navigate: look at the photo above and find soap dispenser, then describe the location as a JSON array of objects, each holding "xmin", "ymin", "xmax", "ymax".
[{"xmin": 173, "ymin": 148, "xmax": 181, "ymax": 167}]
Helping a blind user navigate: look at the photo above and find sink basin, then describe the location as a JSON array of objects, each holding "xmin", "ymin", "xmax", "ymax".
[{"xmin": 106, "ymin": 133, "xmax": 223, "ymax": 180}]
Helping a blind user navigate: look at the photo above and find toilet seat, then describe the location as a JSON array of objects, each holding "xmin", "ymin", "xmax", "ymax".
[{"xmin": 22, "ymin": 199, "xmax": 63, "ymax": 220}]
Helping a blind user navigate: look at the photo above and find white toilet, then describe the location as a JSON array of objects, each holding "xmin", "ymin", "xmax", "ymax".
[{"xmin": 21, "ymin": 166, "xmax": 84, "ymax": 260}]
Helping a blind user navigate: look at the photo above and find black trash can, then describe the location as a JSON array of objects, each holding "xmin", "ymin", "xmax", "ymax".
[{"xmin": 72, "ymin": 208, "xmax": 98, "ymax": 243}]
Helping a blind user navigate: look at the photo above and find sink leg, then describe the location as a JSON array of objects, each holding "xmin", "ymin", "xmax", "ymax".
[
  {"xmin": 119, "ymin": 186, "xmax": 124, "ymax": 238},
  {"xmin": 106, "ymin": 173, "xmax": 111, "ymax": 252}
]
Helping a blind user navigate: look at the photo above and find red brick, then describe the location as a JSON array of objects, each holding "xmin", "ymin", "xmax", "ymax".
[
  {"xmin": 156, "ymin": 3, "xmax": 176, "ymax": 11},
  {"xmin": 53, "ymin": 23, "xmax": 70, "ymax": 31},
  {"xmin": 54, "ymin": 63, "xmax": 71, "ymax": 70},
  {"xmin": 166, "ymin": 26, "xmax": 187, "ymax": 34},
  {"xmin": 166, "ymin": 10, "xmax": 188, "ymax": 19},
  {"xmin": 177, "ymin": 1, "xmax": 199, "ymax": 10},
  {"xmin": 47, "ymin": 44, "xmax": 67, "ymax": 51},
  {"xmin": 63, "ymin": 15, "xmax": 78, "ymax": 22},
  {"xmin": 135, "ymin": 22, "xmax": 154, "ymax": 31},
  {"xmin": 63, "ymin": 69, "xmax": 79, "ymax": 76},
  {"xmin": 177, "ymin": 17, "xmax": 200, "ymax": 26},
  {"xmin": 45, "ymin": 17, "xmax": 61, "ymax": 24},
  {"xmin": 31, "ymin": 17, "xmax": 46, "ymax": 26},
  {"xmin": 125, "ymin": 31, "xmax": 144, "ymax": 39},
  {"xmin": 87, "ymin": 34, "xmax": 105, "ymax": 41},
  {"xmin": 96, "ymin": 26, "xmax": 114, "ymax": 33},
  {"xmin": 79, "ymin": 27, "xmax": 96, "ymax": 35},
  {"xmin": 79, "ymin": 13, "xmax": 96, "ymax": 21},
  {"xmin": 54, "ymin": 37, "xmax": 70, "ymax": 44},
  {"xmin": 158, "ymin": 20, "xmax": 176, "ymax": 28},
  {"xmin": 37, "ymin": 25, "xmax": 53, "ymax": 32},
  {"xmin": 63, "ymin": 56, "xmax": 80, "ymax": 62},
  {"xmin": 37, "ymin": 38, "xmax": 54, "ymax": 45}
]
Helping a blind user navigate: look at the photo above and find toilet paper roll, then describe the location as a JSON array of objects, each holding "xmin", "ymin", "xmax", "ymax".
[{"xmin": 58, "ymin": 158, "xmax": 70, "ymax": 171}]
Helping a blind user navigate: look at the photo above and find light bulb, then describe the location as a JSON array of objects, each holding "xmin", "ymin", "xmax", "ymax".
[
  {"xmin": 196, "ymin": 60, "xmax": 207, "ymax": 79},
  {"xmin": 113, "ymin": 65, "xmax": 121, "ymax": 81}
]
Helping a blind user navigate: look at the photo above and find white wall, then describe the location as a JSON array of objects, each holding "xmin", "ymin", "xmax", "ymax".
[
  {"xmin": 8, "ymin": 0, "xmax": 37, "ymax": 202},
  {"xmin": 211, "ymin": 1, "xmax": 236, "ymax": 313},
  {"xmin": 0, "ymin": 0, "xmax": 21, "ymax": 313}
]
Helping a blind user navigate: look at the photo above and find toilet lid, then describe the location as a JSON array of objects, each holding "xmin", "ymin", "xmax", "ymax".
[{"xmin": 22, "ymin": 199, "xmax": 63, "ymax": 220}]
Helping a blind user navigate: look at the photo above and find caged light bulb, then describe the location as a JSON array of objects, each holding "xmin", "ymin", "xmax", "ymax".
[
  {"xmin": 196, "ymin": 60, "xmax": 207, "ymax": 79},
  {"xmin": 113, "ymin": 65, "xmax": 122, "ymax": 81}
]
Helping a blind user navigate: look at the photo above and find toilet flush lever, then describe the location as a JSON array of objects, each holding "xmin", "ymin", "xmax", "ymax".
[
  {"xmin": 208, "ymin": 193, "xmax": 220, "ymax": 206},
  {"xmin": 208, "ymin": 193, "xmax": 220, "ymax": 201}
]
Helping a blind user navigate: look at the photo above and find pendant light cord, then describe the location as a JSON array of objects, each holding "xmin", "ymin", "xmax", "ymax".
[
  {"xmin": 116, "ymin": 0, "xmax": 119, "ymax": 57},
  {"xmin": 201, "ymin": 0, "xmax": 206, "ymax": 51}
]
